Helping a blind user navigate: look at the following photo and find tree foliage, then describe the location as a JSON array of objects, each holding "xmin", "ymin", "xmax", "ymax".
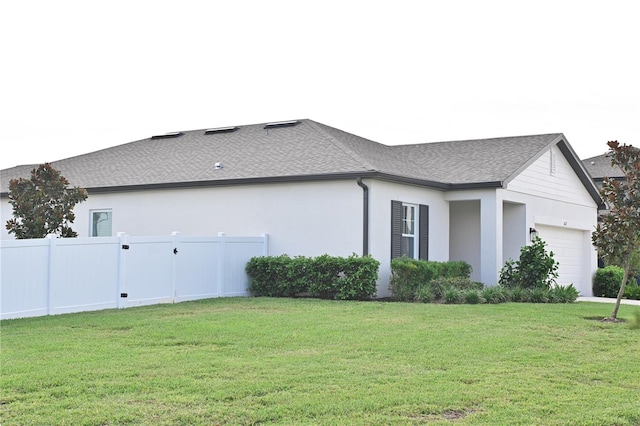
[
  {"xmin": 591, "ymin": 141, "xmax": 640, "ymax": 320},
  {"xmin": 5, "ymin": 163, "xmax": 88, "ymax": 239}
]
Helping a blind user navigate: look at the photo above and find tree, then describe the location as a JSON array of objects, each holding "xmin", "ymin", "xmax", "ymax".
[
  {"xmin": 5, "ymin": 163, "xmax": 88, "ymax": 239},
  {"xmin": 591, "ymin": 141, "xmax": 640, "ymax": 320}
]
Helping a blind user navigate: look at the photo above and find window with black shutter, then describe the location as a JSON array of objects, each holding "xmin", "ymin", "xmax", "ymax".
[{"xmin": 391, "ymin": 200, "xmax": 429, "ymax": 260}]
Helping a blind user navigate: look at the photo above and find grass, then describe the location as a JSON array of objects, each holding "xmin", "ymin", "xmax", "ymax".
[{"xmin": 1, "ymin": 298, "xmax": 640, "ymax": 425}]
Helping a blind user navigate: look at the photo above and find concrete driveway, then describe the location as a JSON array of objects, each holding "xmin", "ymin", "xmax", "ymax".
[{"xmin": 578, "ymin": 296, "xmax": 640, "ymax": 306}]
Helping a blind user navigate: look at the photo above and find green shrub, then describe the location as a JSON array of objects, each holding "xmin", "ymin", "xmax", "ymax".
[
  {"xmin": 388, "ymin": 258, "xmax": 420, "ymax": 301},
  {"xmin": 442, "ymin": 277, "xmax": 483, "ymax": 290},
  {"xmin": 246, "ymin": 254, "xmax": 379, "ymax": 300},
  {"xmin": 499, "ymin": 237, "xmax": 559, "ymax": 290},
  {"xmin": 623, "ymin": 283, "xmax": 640, "ymax": 300},
  {"xmin": 427, "ymin": 276, "xmax": 482, "ymax": 302},
  {"xmin": 389, "ymin": 257, "xmax": 440, "ymax": 301},
  {"xmin": 335, "ymin": 255, "xmax": 380, "ymax": 300},
  {"xmin": 389, "ymin": 258, "xmax": 472, "ymax": 301},
  {"xmin": 246, "ymin": 255, "xmax": 305, "ymax": 297},
  {"xmin": 593, "ymin": 266, "xmax": 625, "ymax": 298},
  {"xmin": 499, "ymin": 259, "xmax": 517, "ymax": 288},
  {"xmin": 439, "ymin": 261, "xmax": 472, "ymax": 278},
  {"xmin": 307, "ymin": 254, "xmax": 342, "ymax": 299}
]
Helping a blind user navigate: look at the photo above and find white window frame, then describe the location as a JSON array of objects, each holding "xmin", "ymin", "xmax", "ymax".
[
  {"xmin": 402, "ymin": 203, "xmax": 419, "ymax": 259},
  {"xmin": 90, "ymin": 209, "xmax": 113, "ymax": 237}
]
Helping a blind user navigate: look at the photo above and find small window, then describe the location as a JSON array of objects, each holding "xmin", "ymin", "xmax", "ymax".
[
  {"xmin": 90, "ymin": 210, "xmax": 112, "ymax": 237},
  {"xmin": 402, "ymin": 204, "xmax": 417, "ymax": 258}
]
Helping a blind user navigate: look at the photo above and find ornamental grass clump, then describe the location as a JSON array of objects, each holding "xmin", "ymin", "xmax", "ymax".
[
  {"xmin": 550, "ymin": 284, "xmax": 580, "ymax": 303},
  {"xmin": 624, "ymin": 283, "xmax": 640, "ymax": 300},
  {"xmin": 463, "ymin": 289, "xmax": 485, "ymax": 304},
  {"xmin": 414, "ymin": 285, "xmax": 433, "ymax": 303},
  {"xmin": 481, "ymin": 286, "xmax": 509, "ymax": 304},
  {"xmin": 443, "ymin": 287, "xmax": 463, "ymax": 304}
]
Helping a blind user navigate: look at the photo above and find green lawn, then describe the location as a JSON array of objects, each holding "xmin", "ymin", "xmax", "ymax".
[{"xmin": 2, "ymin": 298, "xmax": 639, "ymax": 425}]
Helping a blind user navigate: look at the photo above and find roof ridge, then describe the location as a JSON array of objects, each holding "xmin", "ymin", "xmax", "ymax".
[
  {"xmin": 582, "ymin": 153, "xmax": 609, "ymax": 161},
  {"xmin": 303, "ymin": 120, "xmax": 378, "ymax": 172},
  {"xmin": 392, "ymin": 132, "xmax": 565, "ymax": 148}
]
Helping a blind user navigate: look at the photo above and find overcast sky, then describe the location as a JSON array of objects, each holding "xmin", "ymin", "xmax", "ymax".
[{"xmin": 1, "ymin": 1, "xmax": 638, "ymax": 171}]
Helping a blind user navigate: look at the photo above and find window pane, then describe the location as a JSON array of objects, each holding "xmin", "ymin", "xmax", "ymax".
[
  {"xmin": 401, "ymin": 236, "xmax": 415, "ymax": 258},
  {"xmin": 404, "ymin": 219, "xmax": 414, "ymax": 235},
  {"xmin": 403, "ymin": 205, "xmax": 415, "ymax": 235},
  {"xmin": 92, "ymin": 211, "xmax": 112, "ymax": 237},
  {"xmin": 403, "ymin": 205, "xmax": 414, "ymax": 221}
]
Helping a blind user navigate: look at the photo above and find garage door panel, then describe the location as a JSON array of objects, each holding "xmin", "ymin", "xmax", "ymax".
[{"xmin": 536, "ymin": 225, "xmax": 585, "ymax": 290}]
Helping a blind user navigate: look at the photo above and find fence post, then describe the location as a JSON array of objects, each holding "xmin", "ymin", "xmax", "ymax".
[
  {"xmin": 217, "ymin": 232, "xmax": 226, "ymax": 297},
  {"xmin": 117, "ymin": 232, "xmax": 128, "ymax": 309},
  {"xmin": 46, "ymin": 235, "xmax": 57, "ymax": 315},
  {"xmin": 171, "ymin": 231, "xmax": 180, "ymax": 303}
]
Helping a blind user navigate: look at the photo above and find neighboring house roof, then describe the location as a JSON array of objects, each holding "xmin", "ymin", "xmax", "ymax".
[
  {"xmin": 0, "ymin": 119, "xmax": 601, "ymax": 205},
  {"xmin": 582, "ymin": 153, "xmax": 624, "ymax": 181}
]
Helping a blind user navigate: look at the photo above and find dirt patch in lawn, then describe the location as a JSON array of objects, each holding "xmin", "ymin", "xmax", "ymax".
[{"xmin": 584, "ymin": 316, "xmax": 627, "ymax": 323}]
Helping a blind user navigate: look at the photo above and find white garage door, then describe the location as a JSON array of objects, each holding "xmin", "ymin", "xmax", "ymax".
[{"xmin": 536, "ymin": 225, "xmax": 587, "ymax": 292}]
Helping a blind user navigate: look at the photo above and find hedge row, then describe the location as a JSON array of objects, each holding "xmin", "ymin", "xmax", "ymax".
[
  {"xmin": 389, "ymin": 257, "xmax": 472, "ymax": 301},
  {"xmin": 390, "ymin": 257, "xmax": 579, "ymax": 304},
  {"xmin": 408, "ymin": 276, "xmax": 579, "ymax": 304},
  {"xmin": 423, "ymin": 283, "xmax": 579, "ymax": 304},
  {"xmin": 246, "ymin": 254, "xmax": 380, "ymax": 300}
]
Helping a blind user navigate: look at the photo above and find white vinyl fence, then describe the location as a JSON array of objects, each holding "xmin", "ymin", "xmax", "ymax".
[{"xmin": 1, "ymin": 232, "xmax": 268, "ymax": 320}]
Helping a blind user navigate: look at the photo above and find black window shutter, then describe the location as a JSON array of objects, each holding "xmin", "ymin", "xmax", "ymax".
[
  {"xmin": 391, "ymin": 200, "xmax": 402, "ymax": 260},
  {"xmin": 419, "ymin": 204, "xmax": 429, "ymax": 260}
]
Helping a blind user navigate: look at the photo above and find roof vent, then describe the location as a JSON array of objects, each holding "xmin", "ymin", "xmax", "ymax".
[
  {"xmin": 214, "ymin": 162, "xmax": 223, "ymax": 170},
  {"xmin": 590, "ymin": 161, "xmax": 595, "ymax": 165},
  {"xmin": 151, "ymin": 132, "xmax": 184, "ymax": 139},
  {"xmin": 264, "ymin": 120, "xmax": 300, "ymax": 129},
  {"xmin": 205, "ymin": 126, "xmax": 239, "ymax": 135}
]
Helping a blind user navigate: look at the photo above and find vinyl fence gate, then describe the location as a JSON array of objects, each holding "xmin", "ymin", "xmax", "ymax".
[{"xmin": 1, "ymin": 232, "xmax": 268, "ymax": 320}]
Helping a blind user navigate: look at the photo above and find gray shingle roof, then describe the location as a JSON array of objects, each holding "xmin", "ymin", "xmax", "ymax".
[
  {"xmin": 0, "ymin": 120, "xmax": 596, "ymax": 204},
  {"xmin": 582, "ymin": 154, "xmax": 624, "ymax": 180},
  {"xmin": 386, "ymin": 133, "xmax": 565, "ymax": 185}
]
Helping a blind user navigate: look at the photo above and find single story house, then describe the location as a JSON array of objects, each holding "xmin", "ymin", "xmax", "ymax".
[{"xmin": 1, "ymin": 119, "xmax": 602, "ymax": 296}]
